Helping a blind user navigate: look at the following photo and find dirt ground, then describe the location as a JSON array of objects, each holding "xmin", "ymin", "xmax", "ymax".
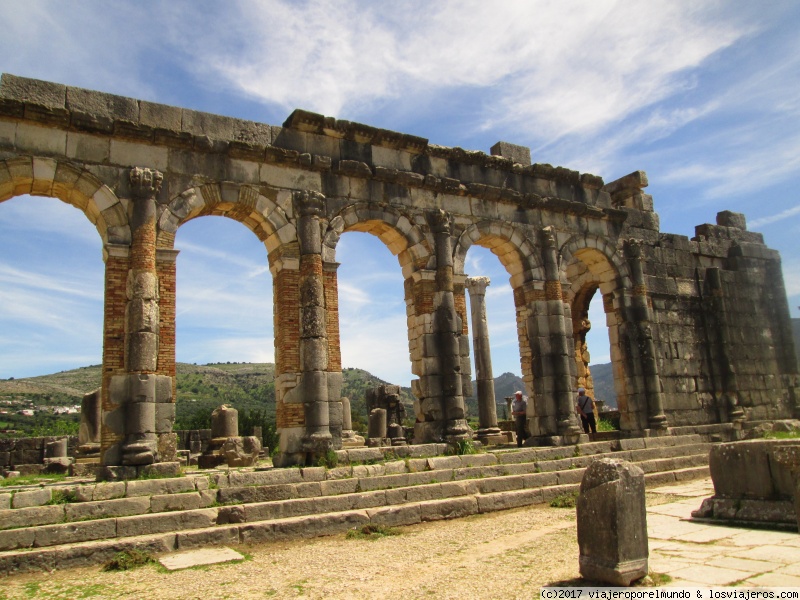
[{"xmin": 0, "ymin": 501, "xmax": 592, "ymax": 600}]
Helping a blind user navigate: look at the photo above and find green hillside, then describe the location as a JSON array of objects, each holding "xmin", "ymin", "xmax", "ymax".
[{"xmin": 0, "ymin": 362, "xmax": 414, "ymax": 438}]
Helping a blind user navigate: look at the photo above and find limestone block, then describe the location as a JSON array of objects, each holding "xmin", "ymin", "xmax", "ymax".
[
  {"xmin": 0, "ymin": 493, "xmax": 10, "ymax": 510},
  {"xmin": 521, "ymin": 472, "xmax": 559, "ymax": 488},
  {"xmin": 478, "ymin": 488, "xmax": 544, "ymax": 513},
  {"xmin": 211, "ymin": 405, "xmax": 238, "ymax": 438},
  {"xmin": 139, "ymin": 101, "xmax": 182, "ymax": 130},
  {"xmin": 67, "ymin": 131, "xmax": 111, "ymax": 163},
  {"xmin": 227, "ymin": 468, "xmax": 303, "ymax": 487},
  {"xmin": 125, "ymin": 399, "xmax": 155, "ymax": 436},
  {"xmin": 577, "ymin": 458, "xmax": 648, "ymax": 586},
  {"xmin": 116, "ymin": 508, "xmax": 218, "ymax": 538},
  {"xmin": 125, "ymin": 477, "xmax": 195, "ymax": 498},
  {"xmin": 419, "ymin": 496, "xmax": 479, "ymax": 522},
  {"xmin": 479, "ymin": 475, "xmax": 524, "ymax": 494},
  {"xmin": 0, "ymin": 120, "xmax": 15, "ymax": 149},
  {"xmin": 90, "ymin": 481, "xmax": 125, "ymax": 501},
  {"xmin": 300, "ymin": 338, "xmax": 328, "ymax": 371},
  {"xmin": 223, "ymin": 436, "xmax": 261, "ymax": 467},
  {"xmin": 0, "ymin": 505, "xmax": 64, "ymax": 529},
  {"xmin": 218, "ymin": 484, "xmax": 296, "ymax": 505},
  {"xmin": 64, "ymin": 496, "xmax": 150, "ymax": 522},
  {"xmin": 260, "ymin": 163, "xmax": 321, "ymax": 192},
  {"xmin": 150, "ymin": 492, "xmax": 203, "ymax": 513},
  {"xmin": 0, "ymin": 527, "xmax": 35, "ymax": 551},
  {"xmin": 367, "ymin": 504, "xmax": 422, "ymax": 528},
  {"xmin": 12, "ymin": 487, "xmax": 52, "ymax": 509},
  {"xmin": 426, "ymin": 456, "xmax": 463, "ymax": 471},
  {"xmin": 709, "ymin": 439, "xmax": 799, "ymax": 500},
  {"xmin": 110, "ymin": 139, "xmax": 168, "ymax": 172},
  {"xmin": 155, "ymin": 403, "xmax": 176, "ymax": 434},
  {"xmin": 176, "ymin": 525, "xmax": 240, "ymax": 550},
  {"xmin": 34, "ymin": 519, "xmax": 118, "ymax": 548},
  {"xmin": 15, "ymin": 122, "xmax": 66, "ymax": 155},
  {"xmin": 126, "ymin": 298, "xmax": 159, "ymax": 333}
]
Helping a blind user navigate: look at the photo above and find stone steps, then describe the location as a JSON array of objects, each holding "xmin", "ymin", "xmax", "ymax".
[{"xmin": 0, "ymin": 434, "xmax": 715, "ymax": 575}]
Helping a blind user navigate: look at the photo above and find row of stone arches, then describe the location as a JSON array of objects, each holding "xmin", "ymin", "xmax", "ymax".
[{"xmin": 1, "ymin": 156, "xmax": 653, "ymax": 468}]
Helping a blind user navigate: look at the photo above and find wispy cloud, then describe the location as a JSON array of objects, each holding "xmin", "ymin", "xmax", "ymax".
[{"xmin": 750, "ymin": 205, "xmax": 800, "ymax": 229}]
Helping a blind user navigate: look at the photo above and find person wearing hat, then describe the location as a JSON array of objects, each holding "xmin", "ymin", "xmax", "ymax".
[
  {"xmin": 511, "ymin": 390, "xmax": 529, "ymax": 447},
  {"xmin": 575, "ymin": 387, "xmax": 597, "ymax": 434}
]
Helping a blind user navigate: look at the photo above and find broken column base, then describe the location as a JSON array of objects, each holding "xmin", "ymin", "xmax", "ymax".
[
  {"xmin": 341, "ymin": 431, "xmax": 365, "ymax": 448},
  {"xmin": 692, "ymin": 497, "xmax": 796, "ymax": 529},
  {"xmin": 96, "ymin": 461, "xmax": 181, "ymax": 482},
  {"xmin": 476, "ymin": 431, "xmax": 507, "ymax": 446},
  {"xmin": 198, "ymin": 436, "xmax": 261, "ymax": 469},
  {"xmin": 579, "ymin": 556, "xmax": 649, "ymax": 587}
]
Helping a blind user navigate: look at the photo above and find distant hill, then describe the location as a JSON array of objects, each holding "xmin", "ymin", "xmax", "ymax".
[
  {"xmin": 589, "ymin": 362, "xmax": 616, "ymax": 409},
  {"xmin": 0, "ymin": 363, "xmax": 414, "ymax": 433}
]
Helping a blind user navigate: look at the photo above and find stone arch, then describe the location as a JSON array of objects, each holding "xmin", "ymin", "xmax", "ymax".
[
  {"xmin": 0, "ymin": 156, "xmax": 130, "ymax": 245},
  {"xmin": 157, "ymin": 182, "xmax": 296, "ymax": 252},
  {"xmin": 452, "ymin": 220, "xmax": 544, "ymax": 286},
  {"xmin": 558, "ymin": 235, "xmax": 637, "ymax": 431},
  {"xmin": 322, "ymin": 201, "xmax": 432, "ymax": 279}
]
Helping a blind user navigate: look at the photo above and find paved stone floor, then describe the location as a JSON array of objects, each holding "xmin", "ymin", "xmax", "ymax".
[{"xmin": 648, "ymin": 478, "xmax": 800, "ymax": 587}]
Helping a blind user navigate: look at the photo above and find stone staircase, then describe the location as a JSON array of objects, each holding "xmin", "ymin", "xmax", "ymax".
[{"xmin": 0, "ymin": 430, "xmax": 725, "ymax": 575}]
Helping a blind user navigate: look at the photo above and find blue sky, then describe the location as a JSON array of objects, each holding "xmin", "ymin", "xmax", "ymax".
[{"xmin": 0, "ymin": 1, "xmax": 798, "ymax": 391}]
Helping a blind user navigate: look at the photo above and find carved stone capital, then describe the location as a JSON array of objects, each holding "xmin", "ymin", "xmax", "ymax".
[
  {"xmin": 540, "ymin": 226, "xmax": 557, "ymax": 249},
  {"xmin": 625, "ymin": 238, "xmax": 644, "ymax": 260},
  {"xmin": 465, "ymin": 276, "xmax": 491, "ymax": 296},
  {"xmin": 293, "ymin": 190, "xmax": 326, "ymax": 217},
  {"xmin": 428, "ymin": 209, "xmax": 451, "ymax": 234},
  {"xmin": 129, "ymin": 167, "xmax": 163, "ymax": 200}
]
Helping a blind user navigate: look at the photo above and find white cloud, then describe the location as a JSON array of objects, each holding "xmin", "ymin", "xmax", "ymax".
[{"xmin": 750, "ymin": 205, "xmax": 800, "ymax": 229}]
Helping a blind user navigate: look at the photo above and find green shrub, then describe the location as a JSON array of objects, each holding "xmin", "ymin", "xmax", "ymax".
[
  {"xmin": 549, "ymin": 491, "xmax": 579, "ymax": 508},
  {"xmin": 103, "ymin": 549, "xmax": 156, "ymax": 571}
]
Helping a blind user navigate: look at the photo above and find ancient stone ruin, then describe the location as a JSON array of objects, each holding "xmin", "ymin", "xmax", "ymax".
[{"xmin": 0, "ymin": 73, "xmax": 797, "ymax": 475}]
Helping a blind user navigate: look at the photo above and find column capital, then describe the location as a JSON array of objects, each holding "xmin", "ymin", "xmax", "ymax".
[
  {"xmin": 466, "ymin": 276, "xmax": 491, "ymax": 296},
  {"xmin": 293, "ymin": 190, "xmax": 326, "ymax": 217},
  {"xmin": 540, "ymin": 226, "xmax": 558, "ymax": 249},
  {"xmin": 624, "ymin": 237, "xmax": 644, "ymax": 259},
  {"xmin": 428, "ymin": 209, "xmax": 451, "ymax": 234},
  {"xmin": 129, "ymin": 167, "xmax": 163, "ymax": 200}
]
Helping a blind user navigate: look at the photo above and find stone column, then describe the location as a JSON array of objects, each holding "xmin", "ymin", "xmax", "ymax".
[
  {"xmin": 431, "ymin": 210, "xmax": 472, "ymax": 442},
  {"xmin": 541, "ymin": 227, "xmax": 582, "ymax": 438},
  {"xmin": 296, "ymin": 190, "xmax": 333, "ymax": 457},
  {"xmin": 466, "ymin": 276, "xmax": 500, "ymax": 436},
  {"xmin": 120, "ymin": 167, "xmax": 162, "ymax": 466},
  {"xmin": 625, "ymin": 239, "xmax": 667, "ymax": 430}
]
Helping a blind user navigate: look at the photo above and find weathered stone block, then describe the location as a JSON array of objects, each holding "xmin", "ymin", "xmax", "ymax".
[
  {"xmin": 0, "ymin": 505, "xmax": 64, "ymax": 529},
  {"xmin": 12, "ymin": 487, "xmax": 52, "ymax": 509},
  {"xmin": 34, "ymin": 518, "xmax": 118, "ymax": 548},
  {"xmin": 116, "ymin": 507, "xmax": 218, "ymax": 537},
  {"xmin": 577, "ymin": 458, "xmax": 648, "ymax": 586},
  {"xmin": 64, "ymin": 496, "xmax": 150, "ymax": 521},
  {"xmin": 419, "ymin": 496, "xmax": 478, "ymax": 521}
]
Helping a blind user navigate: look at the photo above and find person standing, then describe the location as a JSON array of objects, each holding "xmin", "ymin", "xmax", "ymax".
[
  {"xmin": 511, "ymin": 390, "xmax": 529, "ymax": 447},
  {"xmin": 575, "ymin": 387, "xmax": 597, "ymax": 434}
]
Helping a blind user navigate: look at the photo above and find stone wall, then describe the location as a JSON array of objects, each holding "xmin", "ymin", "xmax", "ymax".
[{"xmin": 0, "ymin": 73, "xmax": 797, "ymax": 469}]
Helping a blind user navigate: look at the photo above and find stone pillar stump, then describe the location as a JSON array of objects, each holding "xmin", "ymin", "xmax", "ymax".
[{"xmin": 577, "ymin": 458, "xmax": 649, "ymax": 586}]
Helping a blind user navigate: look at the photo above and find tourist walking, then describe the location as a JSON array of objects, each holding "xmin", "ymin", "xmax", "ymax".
[
  {"xmin": 511, "ymin": 390, "xmax": 529, "ymax": 447},
  {"xmin": 575, "ymin": 387, "xmax": 597, "ymax": 434}
]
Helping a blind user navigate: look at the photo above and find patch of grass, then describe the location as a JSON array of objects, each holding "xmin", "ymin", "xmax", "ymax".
[
  {"xmin": 763, "ymin": 430, "xmax": 800, "ymax": 439},
  {"xmin": 549, "ymin": 491, "xmax": 579, "ymax": 508},
  {"xmin": 597, "ymin": 417, "xmax": 618, "ymax": 432},
  {"xmin": 46, "ymin": 489, "xmax": 78, "ymax": 505},
  {"xmin": 313, "ymin": 449, "xmax": 339, "ymax": 469},
  {"xmin": 102, "ymin": 549, "xmax": 157, "ymax": 571},
  {"xmin": 447, "ymin": 439, "xmax": 480, "ymax": 456},
  {"xmin": 345, "ymin": 524, "xmax": 401, "ymax": 540},
  {"xmin": 1, "ymin": 473, "xmax": 67, "ymax": 487}
]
